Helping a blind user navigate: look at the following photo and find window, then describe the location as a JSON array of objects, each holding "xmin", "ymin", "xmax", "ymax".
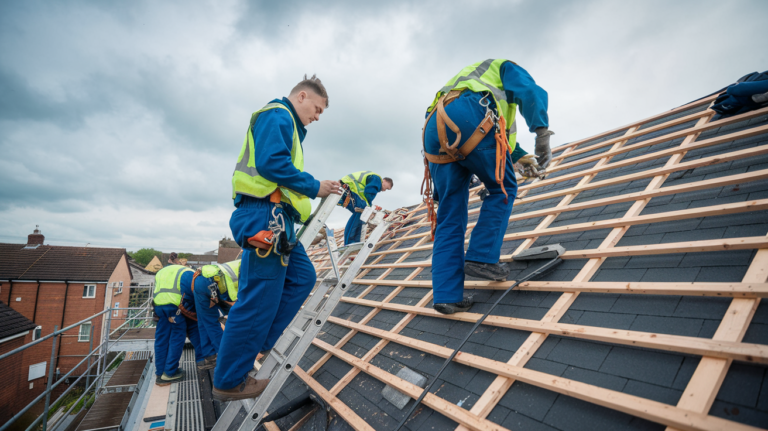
[
  {"xmin": 82, "ymin": 285, "xmax": 96, "ymax": 298},
  {"xmin": 119, "ymin": 281, "xmax": 123, "ymax": 287},
  {"xmin": 32, "ymin": 326, "xmax": 42, "ymax": 341},
  {"xmin": 29, "ymin": 362, "xmax": 46, "ymax": 381},
  {"xmin": 117, "ymin": 281, "xmax": 123, "ymax": 294},
  {"xmin": 78, "ymin": 323, "xmax": 92, "ymax": 342},
  {"xmin": 113, "ymin": 303, "xmax": 119, "ymax": 317}
]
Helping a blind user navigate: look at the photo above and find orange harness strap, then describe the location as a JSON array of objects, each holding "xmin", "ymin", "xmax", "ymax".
[{"xmin": 421, "ymin": 91, "xmax": 511, "ymax": 240}]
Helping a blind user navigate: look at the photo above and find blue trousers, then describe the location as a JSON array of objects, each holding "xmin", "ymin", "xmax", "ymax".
[
  {"xmin": 215, "ymin": 196, "xmax": 317, "ymax": 389},
  {"xmin": 193, "ymin": 275, "xmax": 225, "ymax": 357},
  {"xmin": 154, "ymin": 304, "xmax": 204, "ymax": 376},
  {"xmin": 340, "ymin": 192, "xmax": 367, "ymax": 245},
  {"xmin": 424, "ymin": 92, "xmax": 518, "ymax": 304}
]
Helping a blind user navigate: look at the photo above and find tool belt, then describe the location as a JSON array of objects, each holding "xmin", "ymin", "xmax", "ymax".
[{"xmin": 421, "ymin": 90, "xmax": 512, "ymax": 241}]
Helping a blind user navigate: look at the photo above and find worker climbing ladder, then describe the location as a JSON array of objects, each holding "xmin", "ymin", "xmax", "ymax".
[{"xmin": 212, "ymin": 193, "xmax": 396, "ymax": 431}]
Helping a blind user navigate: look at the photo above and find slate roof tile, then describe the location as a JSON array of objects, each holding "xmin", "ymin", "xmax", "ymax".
[
  {"xmin": 0, "ymin": 242, "xmax": 125, "ymax": 281},
  {"xmin": 599, "ymin": 347, "xmax": 683, "ymax": 387},
  {"xmin": 0, "ymin": 301, "xmax": 37, "ymax": 339}
]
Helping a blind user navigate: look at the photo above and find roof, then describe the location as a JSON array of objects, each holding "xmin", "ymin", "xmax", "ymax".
[
  {"xmin": 0, "ymin": 301, "xmax": 37, "ymax": 340},
  {"xmin": 217, "ymin": 246, "xmax": 241, "ymax": 264},
  {"xmin": 269, "ymin": 92, "xmax": 768, "ymax": 430},
  {"xmin": 0, "ymin": 243, "xmax": 126, "ymax": 282}
]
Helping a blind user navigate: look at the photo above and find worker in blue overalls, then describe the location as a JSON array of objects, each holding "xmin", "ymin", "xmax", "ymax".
[
  {"xmin": 339, "ymin": 171, "xmax": 393, "ymax": 245},
  {"xmin": 422, "ymin": 59, "xmax": 552, "ymax": 314},
  {"xmin": 152, "ymin": 264, "xmax": 212, "ymax": 385},
  {"xmin": 213, "ymin": 75, "xmax": 341, "ymax": 401},
  {"xmin": 192, "ymin": 260, "xmax": 240, "ymax": 361}
]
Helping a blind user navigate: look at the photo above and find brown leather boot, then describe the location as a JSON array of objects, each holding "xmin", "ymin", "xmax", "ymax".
[{"xmin": 212, "ymin": 377, "xmax": 269, "ymax": 401}]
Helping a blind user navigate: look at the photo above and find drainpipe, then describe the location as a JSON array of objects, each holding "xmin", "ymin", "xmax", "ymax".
[
  {"xmin": 55, "ymin": 281, "xmax": 70, "ymax": 377},
  {"xmin": 31, "ymin": 281, "xmax": 41, "ymax": 323}
]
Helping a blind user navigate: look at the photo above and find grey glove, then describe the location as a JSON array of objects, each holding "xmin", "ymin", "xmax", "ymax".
[{"xmin": 535, "ymin": 127, "xmax": 555, "ymax": 168}]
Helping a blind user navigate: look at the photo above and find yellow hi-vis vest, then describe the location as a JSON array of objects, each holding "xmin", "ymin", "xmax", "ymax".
[
  {"xmin": 341, "ymin": 171, "xmax": 381, "ymax": 206},
  {"xmin": 232, "ymin": 103, "xmax": 312, "ymax": 222},
  {"xmin": 201, "ymin": 260, "xmax": 241, "ymax": 301},
  {"xmin": 427, "ymin": 59, "xmax": 519, "ymax": 151},
  {"xmin": 153, "ymin": 265, "xmax": 192, "ymax": 306}
]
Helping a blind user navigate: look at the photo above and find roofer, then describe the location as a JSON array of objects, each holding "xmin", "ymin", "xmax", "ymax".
[
  {"xmin": 339, "ymin": 171, "xmax": 393, "ymax": 245},
  {"xmin": 213, "ymin": 75, "xmax": 341, "ymax": 401},
  {"xmin": 152, "ymin": 264, "xmax": 212, "ymax": 385},
  {"xmin": 421, "ymin": 59, "xmax": 552, "ymax": 314},
  {"xmin": 191, "ymin": 260, "xmax": 240, "ymax": 365}
]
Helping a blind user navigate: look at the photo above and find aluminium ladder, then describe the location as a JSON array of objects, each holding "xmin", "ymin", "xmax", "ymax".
[{"xmin": 212, "ymin": 194, "xmax": 394, "ymax": 431}]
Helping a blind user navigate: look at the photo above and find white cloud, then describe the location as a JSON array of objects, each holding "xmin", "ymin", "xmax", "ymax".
[{"xmin": 1, "ymin": 0, "xmax": 766, "ymax": 252}]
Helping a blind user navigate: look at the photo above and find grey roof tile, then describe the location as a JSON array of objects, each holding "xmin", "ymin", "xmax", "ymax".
[
  {"xmin": 546, "ymin": 338, "xmax": 612, "ymax": 371},
  {"xmin": 599, "ymin": 347, "xmax": 683, "ymax": 387}
]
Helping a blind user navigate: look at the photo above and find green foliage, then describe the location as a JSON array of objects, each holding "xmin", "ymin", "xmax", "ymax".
[
  {"xmin": 128, "ymin": 248, "xmax": 163, "ymax": 266},
  {"xmin": 177, "ymin": 253, "xmax": 193, "ymax": 259}
]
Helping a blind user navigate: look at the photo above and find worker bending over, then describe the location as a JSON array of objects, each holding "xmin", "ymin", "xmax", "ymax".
[
  {"xmin": 152, "ymin": 265, "xmax": 213, "ymax": 385},
  {"xmin": 422, "ymin": 59, "xmax": 552, "ymax": 314},
  {"xmin": 214, "ymin": 75, "xmax": 341, "ymax": 401},
  {"xmin": 192, "ymin": 260, "xmax": 240, "ymax": 364},
  {"xmin": 339, "ymin": 171, "xmax": 393, "ymax": 244}
]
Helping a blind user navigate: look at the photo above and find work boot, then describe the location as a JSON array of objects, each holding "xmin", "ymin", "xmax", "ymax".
[
  {"xmin": 197, "ymin": 354, "xmax": 217, "ymax": 370},
  {"xmin": 464, "ymin": 261, "xmax": 510, "ymax": 281},
  {"xmin": 158, "ymin": 370, "xmax": 185, "ymax": 385},
  {"xmin": 433, "ymin": 296, "xmax": 474, "ymax": 315},
  {"xmin": 212, "ymin": 377, "xmax": 270, "ymax": 401},
  {"xmin": 155, "ymin": 375, "xmax": 170, "ymax": 386}
]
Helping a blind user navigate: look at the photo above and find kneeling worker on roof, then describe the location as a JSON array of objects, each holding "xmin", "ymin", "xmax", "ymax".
[
  {"xmin": 192, "ymin": 260, "xmax": 240, "ymax": 363},
  {"xmin": 339, "ymin": 171, "xmax": 393, "ymax": 245},
  {"xmin": 152, "ymin": 264, "xmax": 213, "ymax": 385},
  {"xmin": 213, "ymin": 75, "xmax": 342, "ymax": 401},
  {"xmin": 422, "ymin": 59, "xmax": 553, "ymax": 314}
]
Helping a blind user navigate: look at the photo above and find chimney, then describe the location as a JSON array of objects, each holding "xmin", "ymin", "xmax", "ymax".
[{"xmin": 28, "ymin": 225, "xmax": 45, "ymax": 246}]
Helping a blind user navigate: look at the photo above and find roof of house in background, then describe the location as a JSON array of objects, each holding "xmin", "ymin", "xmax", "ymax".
[
  {"xmin": 0, "ymin": 243, "xmax": 127, "ymax": 282},
  {"xmin": 0, "ymin": 301, "xmax": 37, "ymax": 341},
  {"xmin": 262, "ymin": 90, "xmax": 768, "ymax": 430},
  {"xmin": 217, "ymin": 247, "xmax": 241, "ymax": 264},
  {"xmin": 144, "ymin": 255, "xmax": 163, "ymax": 273}
]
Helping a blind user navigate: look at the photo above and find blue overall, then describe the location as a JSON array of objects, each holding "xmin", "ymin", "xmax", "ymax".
[
  {"xmin": 425, "ymin": 62, "xmax": 548, "ymax": 304},
  {"xmin": 216, "ymin": 97, "xmax": 320, "ymax": 390},
  {"xmin": 215, "ymin": 196, "xmax": 317, "ymax": 389},
  {"xmin": 341, "ymin": 176, "xmax": 382, "ymax": 245},
  {"xmin": 153, "ymin": 271, "xmax": 206, "ymax": 377},
  {"xmin": 193, "ymin": 273, "xmax": 229, "ymax": 357}
]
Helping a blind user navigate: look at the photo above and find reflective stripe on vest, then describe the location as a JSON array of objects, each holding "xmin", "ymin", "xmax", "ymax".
[
  {"xmin": 427, "ymin": 59, "xmax": 519, "ymax": 151},
  {"xmin": 153, "ymin": 265, "xmax": 192, "ymax": 306},
  {"xmin": 341, "ymin": 171, "xmax": 381, "ymax": 206},
  {"xmin": 217, "ymin": 260, "xmax": 241, "ymax": 302},
  {"xmin": 232, "ymin": 103, "xmax": 312, "ymax": 222}
]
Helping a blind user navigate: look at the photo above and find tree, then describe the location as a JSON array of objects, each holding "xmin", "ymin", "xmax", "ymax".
[
  {"xmin": 178, "ymin": 253, "xmax": 193, "ymax": 259},
  {"xmin": 128, "ymin": 248, "xmax": 163, "ymax": 266}
]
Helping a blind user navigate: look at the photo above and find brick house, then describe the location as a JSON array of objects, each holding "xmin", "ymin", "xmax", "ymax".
[
  {"xmin": 0, "ymin": 228, "xmax": 129, "ymax": 425},
  {"xmin": 0, "ymin": 302, "xmax": 38, "ymax": 424}
]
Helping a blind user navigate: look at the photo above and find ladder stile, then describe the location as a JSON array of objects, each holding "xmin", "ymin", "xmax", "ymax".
[
  {"xmin": 211, "ymin": 199, "xmax": 394, "ymax": 431},
  {"xmin": 234, "ymin": 210, "xmax": 394, "ymax": 431}
]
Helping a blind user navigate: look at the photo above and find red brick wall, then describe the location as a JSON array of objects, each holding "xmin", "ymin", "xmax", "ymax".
[
  {"xmin": 2, "ymin": 281, "xmax": 108, "ymax": 425},
  {"xmin": 0, "ymin": 333, "xmax": 29, "ymax": 425}
]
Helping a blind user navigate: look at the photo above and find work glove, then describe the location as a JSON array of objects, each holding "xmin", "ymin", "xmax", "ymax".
[
  {"xmin": 535, "ymin": 128, "xmax": 555, "ymax": 169},
  {"xmin": 516, "ymin": 154, "xmax": 545, "ymax": 179}
]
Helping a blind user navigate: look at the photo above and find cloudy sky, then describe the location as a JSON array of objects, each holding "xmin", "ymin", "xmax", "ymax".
[{"xmin": 0, "ymin": 0, "xmax": 765, "ymax": 253}]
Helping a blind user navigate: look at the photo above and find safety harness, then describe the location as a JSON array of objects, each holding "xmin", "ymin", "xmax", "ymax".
[
  {"xmin": 191, "ymin": 269, "xmax": 235, "ymax": 313},
  {"xmin": 421, "ymin": 90, "xmax": 512, "ymax": 240}
]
